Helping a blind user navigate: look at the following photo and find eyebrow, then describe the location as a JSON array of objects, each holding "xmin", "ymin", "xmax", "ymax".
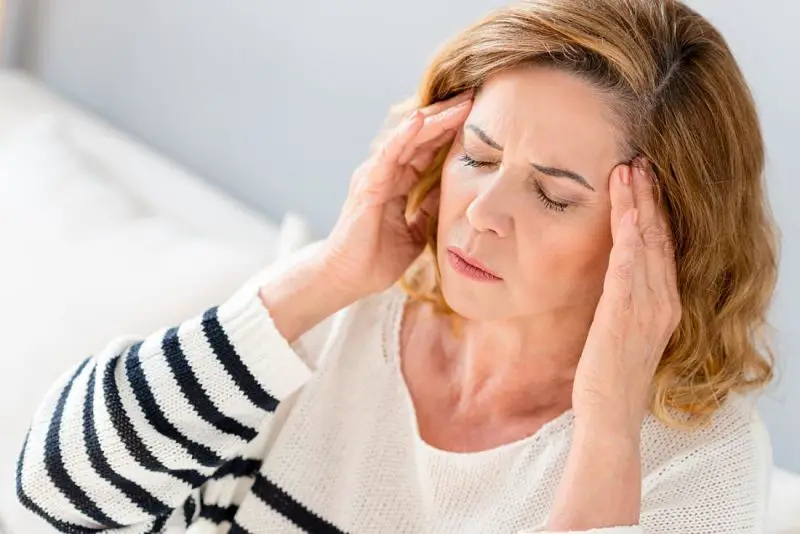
[{"xmin": 465, "ymin": 124, "xmax": 596, "ymax": 192}]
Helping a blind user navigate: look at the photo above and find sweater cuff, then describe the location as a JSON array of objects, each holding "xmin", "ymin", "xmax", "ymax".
[{"xmin": 217, "ymin": 285, "xmax": 313, "ymax": 401}]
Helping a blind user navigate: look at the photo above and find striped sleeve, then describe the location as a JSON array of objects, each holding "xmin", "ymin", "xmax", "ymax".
[{"xmin": 16, "ymin": 286, "xmax": 313, "ymax": 533}]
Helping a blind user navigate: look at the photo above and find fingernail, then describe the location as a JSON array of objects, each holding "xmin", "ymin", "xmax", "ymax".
[
  {"xmin": 404, "ymin": 110, "xmax": 420, "ymax": 123},
  {"xmin": 636, "ymin": 158, "xmax": 652, "ymax": 177},
  {"xmin": 621, "ymin": 167, "xmax": 631, "ymax": 186},
  {"xmin": 441, "ymin": 100, "xmax": 471, "ymax": 118}
]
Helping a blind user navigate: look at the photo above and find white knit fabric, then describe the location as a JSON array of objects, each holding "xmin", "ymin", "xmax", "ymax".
[{"xmin": 16, "ymin": 274, "xmax": 771, "ymax": 534}]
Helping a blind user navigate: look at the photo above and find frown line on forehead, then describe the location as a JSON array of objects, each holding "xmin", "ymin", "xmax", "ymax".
[{"xmin": 465, "ymin": 124, "xmax": 596, "ymax": 192}]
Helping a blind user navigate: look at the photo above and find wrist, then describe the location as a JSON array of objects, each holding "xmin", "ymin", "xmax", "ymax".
[
  {"xmin": 547, "ymin": 413, "xmax": 642, "ymax": 531},
  {"xmin": 573, "ymin": 410, "xmax": 643, "ymax": 447},
  {"xmin": 259, "ymin": 252, "xmax": 359, "ymax": 343},
  {"xmin": 316, "ymin": 241, "xmax": 378, "ymax": 302},
  {"xmin": 573, "ymin": 390, "xmax": 649, "ymax": 439}
]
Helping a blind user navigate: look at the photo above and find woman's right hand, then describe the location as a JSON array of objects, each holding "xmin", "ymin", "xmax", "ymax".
[
  {"xmin": 321, "ymin": 90, "xmax": 474, "ymax": 301},
  {"xmin": 260, "ymin": 91, "xmax": 473, "ymax": 343}
]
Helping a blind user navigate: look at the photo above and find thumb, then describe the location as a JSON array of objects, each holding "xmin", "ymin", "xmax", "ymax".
[
  {"xmin": 602, "ymin": 208, "xmax": 640, "ymax": 315},
  {"xmin": 407, "ymin": 187, "xmax": 441, "ymax": 246}
]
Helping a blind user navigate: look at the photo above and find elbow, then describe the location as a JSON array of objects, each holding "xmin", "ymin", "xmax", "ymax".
[
  {"xmin": 17, "ymin": 433, "xmax": 56, "ymax": 529},
  {"xmin": 16, "ymin": 433, "xmax": 57, "ymax": 528},
  {"xmin": 16, "ymin": 433, "xmax": 105, "ymax": 533}
]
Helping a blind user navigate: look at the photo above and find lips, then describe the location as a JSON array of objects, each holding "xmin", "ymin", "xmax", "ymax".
[{"xmin": 446, "ymin": 247, "xmax": 502, "ymax": 280}]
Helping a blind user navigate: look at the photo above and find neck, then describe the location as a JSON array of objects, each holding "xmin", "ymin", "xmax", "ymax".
[{"xmin": 436, "ymin": 305, "xmax": 594, "ymax": 420}]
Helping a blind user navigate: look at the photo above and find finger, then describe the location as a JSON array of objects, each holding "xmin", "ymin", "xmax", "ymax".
[
  {"xmin": 602, "ymin": 208, "xmax": 640, "ymax": 316},
  {"xmin": 385, "ymin": 129, "xmax": 456, "ymax": 198},
  {"xmin": 407, "ymin": 128, "xmax": 457, "ymax": 173},
  {"xmin": 629, "ymin": 208, "xmax": 650, "ymax": 308},
  {"xmin": 632, "ymin": 162, "xmax": 668, "ymax": 296},
  {"xmin": 380, "ymin": 90, "xmax": 472, "ymax": 168},
  {"xmin": 373, "ymin": 111, "xmax": 425, "ymax": 179},
  {"xmin": 407, "ymin": 187, "xmax": 441, "ymax": 246},
  {"xmin": 610, "ymin": 164, "xmax": 634, "ymax": 244},
  {"xmin": 663, "ymin": 233, "xmax": 681, "ymax": 326},
  {"xmin": 655, "ymin": 199, "xmax": 678, "ymax": 297},
  {"xmin": 398, "ymin": 100, "xmax": 471, "ymax": 164},
  {"xmin": 632, "ymin": 159, "xmax": 657, "ymax": 213},
  {"xmin": 418, "ymin": 89, "xmax": 474, "ymax": 118}
]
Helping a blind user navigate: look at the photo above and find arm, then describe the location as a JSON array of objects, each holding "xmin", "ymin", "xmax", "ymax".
[
  {"xmin": 16, "ymin": 247, "xmax": 352, "ymax": 533},
  {"xmin": 540, "ymin": 163, "xmax": 677, "ymax": 533},
  {"xmin": 16, "ymin": 89, "xmax": 472, "ymax": 533},
  {"xmin": 534, "ymin": 405, "xmax": 769, "ymax": 534},
  {"xmin": 542, "ymin": 419, "xmax": 643, "ymax": 533}
]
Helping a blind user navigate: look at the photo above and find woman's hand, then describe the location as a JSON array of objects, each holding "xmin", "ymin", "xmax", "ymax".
[
  {"xmin": 546, "ymin": 162, "xmax": 681, "ymax": 532},
  {"xmin": 572, "ymin": 162, "xmax": 682, "ymax": 435},
  {"xmin": 260, "ymin": 92, "xmax": 473, "ymax": 343},
  {"xmin": 322, "ymin": 90, "xmax": 474, "ymax": 301}
]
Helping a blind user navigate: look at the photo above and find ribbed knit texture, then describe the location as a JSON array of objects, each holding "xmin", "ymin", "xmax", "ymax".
[{"xmin": 16, "ymin": 282, "xmax": 771, "ymax": 533}]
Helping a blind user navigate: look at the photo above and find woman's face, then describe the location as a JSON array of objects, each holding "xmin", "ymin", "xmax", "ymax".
[{"xmin": 437, "ymin": 65, "xmax": 627, "ymax": 321}]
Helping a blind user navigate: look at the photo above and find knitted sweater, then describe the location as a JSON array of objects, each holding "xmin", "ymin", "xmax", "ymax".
[{"xmin": 17, "ymin": 259, "xmax": 772, "ymax": 534}]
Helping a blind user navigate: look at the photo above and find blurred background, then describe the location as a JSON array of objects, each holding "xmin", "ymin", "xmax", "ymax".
[{"xmin": 0, "ymin": 1, "xmax": 798, "ymax": 532}]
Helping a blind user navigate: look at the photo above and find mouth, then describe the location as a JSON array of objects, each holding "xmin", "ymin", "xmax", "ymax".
[{"xmin": 446, "ymin": 247, "xmax": 503, "ymax": 282}]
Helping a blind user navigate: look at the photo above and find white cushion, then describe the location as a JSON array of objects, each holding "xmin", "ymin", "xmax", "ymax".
[
  {"xmin": 0, "ymin": 117, "xmax": 292, "ymax": 533},
  {"xmin": 277, "ymin": 212, "xmax": 315, "ymax": 257},
  {"xmin": 0, "ymin": 116, "xmax": 145, "ymax": 240}
]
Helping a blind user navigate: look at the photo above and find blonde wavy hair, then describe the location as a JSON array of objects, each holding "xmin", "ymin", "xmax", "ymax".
[{"xmin": 377, "ymin": 0, "xmax": 780, "ymax": 427}]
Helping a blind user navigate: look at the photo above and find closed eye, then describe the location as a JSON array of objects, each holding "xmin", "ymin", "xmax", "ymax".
[
  {"xmin": 458, "ymin": 153, "xmax": 572, "ymax": 212},
  {"xmin": 458, "ymin": 153, "xmax": 497, "ymax": 168},
  {"xmin": 532, "ymin": 181, "xmax": 570, "ymax": 212}
]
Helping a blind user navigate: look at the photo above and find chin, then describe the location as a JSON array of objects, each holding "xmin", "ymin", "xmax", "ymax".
[{"xmin": 439, "ymin": 263, "xmax": 508, "ymax": 321}]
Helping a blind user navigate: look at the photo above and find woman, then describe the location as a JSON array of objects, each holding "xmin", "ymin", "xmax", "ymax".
[{"xmin": 17, "ymin": 0, "xmax": 778, "ymax": 532}]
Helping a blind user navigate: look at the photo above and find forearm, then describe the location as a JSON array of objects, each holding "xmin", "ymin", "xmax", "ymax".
[
  {"xmin": 258, "ymin": 250, "xmax": 360, "ymax": 343},
  {"xmin": 546, "ymin": 417, "xmax": 642, "ymax": 532},
  {"xmin": 18, "ymin": 271, "xmax": 319, "ymax": 530}
]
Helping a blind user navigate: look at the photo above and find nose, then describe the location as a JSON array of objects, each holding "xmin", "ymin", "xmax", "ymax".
[{"xmin": 465, "ymin": 176, "xmax": 513, "ymax": 238}]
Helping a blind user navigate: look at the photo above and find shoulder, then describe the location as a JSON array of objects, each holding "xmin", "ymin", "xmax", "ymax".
[
  {"xmin": 640, "ymin": 394, "xmax": 771, "ymax": 475},
  {"xmin": 639, "ymin": 395, "xmax": 771, "ymax": 528}
]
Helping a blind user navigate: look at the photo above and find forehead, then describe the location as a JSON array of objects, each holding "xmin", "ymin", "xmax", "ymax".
[{"xmin": 468, "ymin": 65, "xmax": 627, "ymax": 177}]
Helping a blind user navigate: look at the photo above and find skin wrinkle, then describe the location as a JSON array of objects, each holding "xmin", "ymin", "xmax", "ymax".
[{"xmin": 401, "ymin": 65, "xmax": 627, "ymax": 452}]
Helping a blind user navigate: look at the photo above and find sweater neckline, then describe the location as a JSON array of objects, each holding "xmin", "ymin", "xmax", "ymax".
[{"xmin": 382, "ymin": 286, "xmax": 575, "ymax": 461}]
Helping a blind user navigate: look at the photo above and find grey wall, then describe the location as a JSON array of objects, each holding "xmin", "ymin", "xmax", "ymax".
[
  {"xmin": 6, "ymin": 0, "xmax": 799, "ymax": 471},
  {"xmin": 4, "ymin": 0, "xmax": 508, "ymax": 234}
]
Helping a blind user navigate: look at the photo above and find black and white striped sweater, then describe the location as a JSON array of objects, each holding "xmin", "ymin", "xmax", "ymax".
[{"xmin": 17, "ymin": 264, "xmax": 770, "ymax": 533}]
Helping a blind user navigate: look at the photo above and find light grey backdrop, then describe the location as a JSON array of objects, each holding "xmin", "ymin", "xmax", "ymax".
[{"xmin": 4, "ymin": 0, "xmax": 798, "ymax": 471}]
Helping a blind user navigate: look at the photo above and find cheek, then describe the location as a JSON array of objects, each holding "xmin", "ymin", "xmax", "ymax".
[{"xmin": 515, "ymin": 214, "xmax": 613, "ymax": 289}]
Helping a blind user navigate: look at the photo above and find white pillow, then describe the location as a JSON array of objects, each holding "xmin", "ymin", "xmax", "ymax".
[
  {"xmin": 0, "ymin": 115, "xmax": 147, "ymax": 242},
  {"xmin": 278, "ymin": 211, "xmax": 315, "ymax": 257},
  {"xmin": 0, "ymin": 117, "xmax": 277, "ymax": 533}
]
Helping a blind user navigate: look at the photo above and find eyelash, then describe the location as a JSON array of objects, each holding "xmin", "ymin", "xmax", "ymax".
[{"xmin": 458, "ymin": 154, "xmax": 570, "ymax": 213}]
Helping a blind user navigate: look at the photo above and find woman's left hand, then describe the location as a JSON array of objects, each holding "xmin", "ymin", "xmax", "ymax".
[
  {"xmin": 548, "ymin": 162, "xmax": 681, "ymax": 530},
  {"xmin": 572, "ymin": 162, "xmax": 682, "ymax": 436}
]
